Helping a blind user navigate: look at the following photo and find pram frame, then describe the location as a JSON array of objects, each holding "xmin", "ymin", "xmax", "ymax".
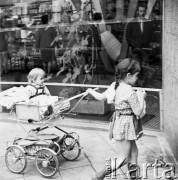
[{"xmin": 5, "ymin": 88, "xmax": 98, "ymax": 177}]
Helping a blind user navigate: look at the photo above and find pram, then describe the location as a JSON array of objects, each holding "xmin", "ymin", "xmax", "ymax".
[{"xmin": 4, "ymin": 89, "xmax": 97, "ymax": 177}]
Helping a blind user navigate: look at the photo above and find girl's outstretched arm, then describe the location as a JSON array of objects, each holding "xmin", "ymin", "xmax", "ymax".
[{"xmin": 86, "ymin": 88, "xmax": 106, "ymax": 101}]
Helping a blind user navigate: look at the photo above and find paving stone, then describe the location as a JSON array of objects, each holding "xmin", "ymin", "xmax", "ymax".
[
  {"xmin": 59, "ymin": 165, "xmax": 94, "ymax": 180},
  {"xmin": 24, "ymin": 174, "xmax": 60, "ymax": 180},
  {"xmin": 58, "ymin": 152, "xmax": 90, "ymax": 170},
  {"xmin": 0, "ymin": 148, "xmax": 5, "ymax": 157},
  {"xmin": 0, "ymin": 156, "xmax": 24, "ymax": 180}
]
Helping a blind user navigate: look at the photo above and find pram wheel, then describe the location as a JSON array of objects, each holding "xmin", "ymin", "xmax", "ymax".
[
  {"xmin": 5, "ymin": 146, "xmax": 27, "ymax": 173},
  {"xmin": 35, "ymin": 149, "xmax": 59, "ymax": 177},
  {"xmin": 61, "ymin": 135, "xmax": 81, "ymax": 161}
]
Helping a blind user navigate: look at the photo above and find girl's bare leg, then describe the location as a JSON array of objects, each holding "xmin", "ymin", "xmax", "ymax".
[
  {"xmin": 130, "ymin": 141, "xmax": 138, "ymax": 164},
  {"xmin": 92, "ymin": 140, "xmax": 132, "ymax": 180},
  {"xmin": 128, "ymin": 140, "xmax": 139, "ymax": 179}
]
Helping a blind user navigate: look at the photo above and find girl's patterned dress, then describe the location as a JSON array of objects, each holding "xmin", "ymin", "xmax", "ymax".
[{"xmin": 104, "ymin": 82, "xmax": 143, "ymax": 140}]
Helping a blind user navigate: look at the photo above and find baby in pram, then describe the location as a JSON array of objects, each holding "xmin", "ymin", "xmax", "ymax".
[
  {"xmin": 24, "ymin": 68, "xmax": 56, "ymax": 120},
  {"xmin": 0, "ymin": 68, "xmax": 58, "ymax": 121}
]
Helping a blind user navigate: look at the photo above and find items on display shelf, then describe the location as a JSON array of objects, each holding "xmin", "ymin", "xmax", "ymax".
[
  {"xmin": 81, "ymin": 0, "xmax": 94, "ymax": 21},
  {"xmin": 61, "ymin": 0, "xmax": 73, "ymax": 13},
  {"xmin": 29, "ymin": 2, "xmax": 39, "ymax": 15},
  {"xmin": 12, "ymin": 3, "xmax": 29, "ymax": 16},
  {"xmin": 61, "ymin": 11, "xmax": 71, "ymax": 23},
  {"xmin": 39, "ymin": 3, "xmax": 52, "ymax": 14},
  {"xmin": 10, "ymin": 57, "xmax": 26, "ymax": 70},
  {"xmin": 61, "ymin": 0, "xmax": 73, "ymax": 23},
  {"xmin": 52, "ymin": 0, "xmax": 62, "ymax": 22}
]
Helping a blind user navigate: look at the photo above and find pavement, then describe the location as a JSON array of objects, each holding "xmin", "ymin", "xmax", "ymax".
[{"xmin": 0, "ymin": 112, "xmax": 178, "ymax": 180}]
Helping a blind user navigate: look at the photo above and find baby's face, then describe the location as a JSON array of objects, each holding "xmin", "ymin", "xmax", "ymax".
[{"xmin": 34, "ymin": 75, "xmax": 44, "ymax": 86}]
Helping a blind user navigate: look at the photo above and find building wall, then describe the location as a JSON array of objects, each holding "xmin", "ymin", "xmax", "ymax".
[{"xmin": 163, "ymin": 0, "xmax": 178, "ymax": 161}]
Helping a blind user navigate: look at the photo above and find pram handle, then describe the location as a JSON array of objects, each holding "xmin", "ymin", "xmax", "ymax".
[
  {"xmin": 62, "ymin": 87, "xmax": 99, "ymax": 103},
  {"xmin": 37, "ymin": 87, "xmax": 99, "ymax": 128}
]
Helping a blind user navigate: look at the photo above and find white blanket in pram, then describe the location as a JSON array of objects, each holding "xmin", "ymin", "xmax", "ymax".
[
  {"xmin": 0, "ymin": 86, "xmax": 28, "ymax": 109},
  {"xmin": 0, "ymin": 86, "xmax": 58, "ymax": 116}
]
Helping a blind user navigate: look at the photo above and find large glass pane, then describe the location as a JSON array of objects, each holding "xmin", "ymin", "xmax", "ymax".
[{"xmin": 0, "ymin": 0, "xmax": 162, "ymax": 89}]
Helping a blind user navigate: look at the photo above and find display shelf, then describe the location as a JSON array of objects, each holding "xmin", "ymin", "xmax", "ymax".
[
  {"xmin": 31, "ymin": 0, "xmax": 52, "ymax": 3},
  {"xmin": 8, "ymin": 53, "xmax": 43, "ymax": 71}
]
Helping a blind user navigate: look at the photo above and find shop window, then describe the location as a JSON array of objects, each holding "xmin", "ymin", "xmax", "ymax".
[{"xmin": 0, "ymin": 0, "xmax": 162, "ymax": 90}]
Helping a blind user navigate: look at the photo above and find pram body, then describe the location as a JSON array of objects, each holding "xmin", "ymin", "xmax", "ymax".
[{"xmin": 15, "ymin": 97, "xmax": 70, "ymax": 122}]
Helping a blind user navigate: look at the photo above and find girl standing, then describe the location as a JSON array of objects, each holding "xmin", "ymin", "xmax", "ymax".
[{"xmin": 86, "ymin": 58, "xmax": 146, "ymax": 180}]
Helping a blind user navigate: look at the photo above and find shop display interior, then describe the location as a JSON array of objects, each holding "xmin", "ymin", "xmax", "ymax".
[{"xmin": 0, "ymin": 0, "xmax": 162, "ymax": 89}]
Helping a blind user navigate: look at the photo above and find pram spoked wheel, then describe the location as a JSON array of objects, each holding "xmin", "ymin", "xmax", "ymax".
[
  {"xmin": 5, "ymin": 145, "xmax": 27, "ymax": 173},
  {"xmin": 35, "ymin": 148, "xmax": 59, "ymax": 177},
  {"xmin": 61, "ymin": 134, "xmax": 81, "ymax": 161}
]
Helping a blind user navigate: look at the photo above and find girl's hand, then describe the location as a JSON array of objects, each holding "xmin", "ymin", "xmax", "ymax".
[
  {"xmin": 137, "ymin": 89, "xmax": 146, "ymax": 99},
  {"xmin": 86, "ymin": 88, "xmax": 93, "ymax": 95}
]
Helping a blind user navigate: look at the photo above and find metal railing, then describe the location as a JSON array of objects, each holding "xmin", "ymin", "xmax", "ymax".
[{"xmin": 0, "ymin": 81, "xmax": 163, "ymax": 130}]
